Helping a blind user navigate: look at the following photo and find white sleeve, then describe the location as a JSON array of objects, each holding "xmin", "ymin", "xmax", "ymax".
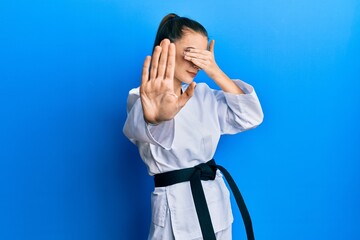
[
  {"xmin": 215, "ymin": 80, "xmax": 264, "ymax": 134},
  {"xmin": 122, "ymin": 88, "xmax": 174, "ymax": 150}
]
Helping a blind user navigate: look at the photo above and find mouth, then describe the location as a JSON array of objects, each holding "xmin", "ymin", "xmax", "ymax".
[{"xmin": 187, "ymin": 71, "xmax": 197, "ymax": 78}]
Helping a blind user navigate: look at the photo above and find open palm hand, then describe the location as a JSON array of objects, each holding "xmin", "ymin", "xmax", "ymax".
[{"xmin": 140, "ymin": 39, "xmax": 195, "ymax": 124}]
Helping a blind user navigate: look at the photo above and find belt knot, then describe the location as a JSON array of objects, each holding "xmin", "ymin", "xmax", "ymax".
[{"xmin": 195, "ymin": 163, "xmax": 216, "ymax": 181}]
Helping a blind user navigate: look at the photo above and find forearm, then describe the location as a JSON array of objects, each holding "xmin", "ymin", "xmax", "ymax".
[{"xmin": 210, "ymin": 67, "xmax": 245, "ymax": 94}]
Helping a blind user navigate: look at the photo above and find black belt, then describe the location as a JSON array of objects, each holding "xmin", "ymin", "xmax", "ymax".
[{"xmin": 154, "ymin": 159, "xmax": 255, "ymax": 240}]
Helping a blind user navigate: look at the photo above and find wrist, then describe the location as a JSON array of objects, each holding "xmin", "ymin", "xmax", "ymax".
[
  {"xmin": 144, "ymin": 115, "xmax": 160, "ymax": 125},
  {"xmin": 209, "ymin": 67, "xmax": 229, "ymax": 83},
  {"xmin": 210, "ymin": 69, "xmax": 245, "ymax": 94}
]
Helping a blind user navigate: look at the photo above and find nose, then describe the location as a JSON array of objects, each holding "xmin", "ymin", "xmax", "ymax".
[{"xmin": 193, "ymin": 64, "xmax": 200, "ymax": 70}]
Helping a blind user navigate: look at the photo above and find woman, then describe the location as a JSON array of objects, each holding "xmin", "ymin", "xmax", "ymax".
[{"xmin": 123, "ymin": 13, "xmax": 263, "ymax": 240}]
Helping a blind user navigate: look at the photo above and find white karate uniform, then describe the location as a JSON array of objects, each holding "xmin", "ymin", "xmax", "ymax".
[{"xmin": 123, "ymin": 80, "xmax": 263, "ymax": 240}]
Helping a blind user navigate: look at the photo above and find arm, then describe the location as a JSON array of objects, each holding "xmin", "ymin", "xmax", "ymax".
[
  {"xmin": 123, "ymin": 39, "xmax": 196, "ymax": 149},
  {"xmin": 140, "ymin": 39, "xmax": 195, "ymax": 124},
  {"xmin": 215, "ymin": 80, "xmax": 264, "ymax": 134},
  {"xmin": 184, "ymin": 40, "xmax": 263, "ymax": 133},
  {"xmin": 183, "ymin": 40, "xmax": 244, "ymax": 94}
]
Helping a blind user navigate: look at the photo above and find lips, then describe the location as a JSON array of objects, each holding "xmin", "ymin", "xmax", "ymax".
[{"xmin": 187, "ymin": 71, "xmax": 197, "ymax": 78}]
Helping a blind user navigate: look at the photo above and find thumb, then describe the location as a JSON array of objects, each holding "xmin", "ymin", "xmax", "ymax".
[{"xmin": 178, "ymin": 82, "xmax": 196, "ymax": 108}]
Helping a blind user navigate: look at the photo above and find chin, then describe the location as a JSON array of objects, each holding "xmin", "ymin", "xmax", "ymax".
[
  {"xmin": 182, "ymin": 79, "xmax": 194, "ymax": 85},
  {"xmin": 175, "ymin": 74, "xmax": 195, "ymax": 85},
  {"xmin": 182, "ymin": 76, "xmax": 196, "ymax": 84}
]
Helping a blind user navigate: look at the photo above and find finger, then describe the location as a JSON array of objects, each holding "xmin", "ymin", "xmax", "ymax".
[
  {"xmin": 184, "ymin": 47, "xmax": 212, "ymax": 60},
  {"xmin": 184, "ymin": 53, "xmax": 208, "ymax": 61},
  {"xmin": 141, "ymin": 56, "xmax": 151, "ymax": 85},
  {"xmin": 187, "ymin": 58, "xmax": 206, "ymax": 70},
  {"xmin": 178, "ymin": 82, "xmax": 196, "ymax": 108},
  {"xmin": 149, "ymin": 46, "xmax": 162, "ymax": 80},
  {"xmin": 157, "ymin": 39, "xmax": 170, "ymax": 78},
  {"xmin": 209, "ymin": 40, "xmax": 215, "ymax": 53},
  {"xmin": 165, "ymin": 43, "xmax": 176, "ymax": 80}
]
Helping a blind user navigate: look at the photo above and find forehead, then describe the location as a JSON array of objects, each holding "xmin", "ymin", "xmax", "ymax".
[{"xmin": 175, "ymin": 30, "xmax": 208, "ymax": 50}]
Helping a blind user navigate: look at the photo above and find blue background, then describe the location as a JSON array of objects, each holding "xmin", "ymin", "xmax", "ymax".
[{"xmin": 1, "ymin": 0, "xmax": 359, "ymax": 239}]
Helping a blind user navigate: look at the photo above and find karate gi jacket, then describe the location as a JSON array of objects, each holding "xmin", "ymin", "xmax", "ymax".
[{"xmin": 123, "ymin": 80, "xmax": 263, "ymax": 239}]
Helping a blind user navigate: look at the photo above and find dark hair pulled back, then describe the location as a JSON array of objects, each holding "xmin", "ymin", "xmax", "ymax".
[{"xmin": 152, "ymin": 13, "xmax": 208, "ymax": 52}]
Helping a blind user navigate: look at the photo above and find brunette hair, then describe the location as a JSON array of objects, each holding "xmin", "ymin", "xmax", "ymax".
[{"xmin": 152, "ymin": 13, "xmax": 208, "ymax": 52}]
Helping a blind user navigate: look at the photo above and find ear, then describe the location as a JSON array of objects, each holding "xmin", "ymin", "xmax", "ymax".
[{"xmin": 209, "ymin": 40, "xmax": 215, "ymax": 53}]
